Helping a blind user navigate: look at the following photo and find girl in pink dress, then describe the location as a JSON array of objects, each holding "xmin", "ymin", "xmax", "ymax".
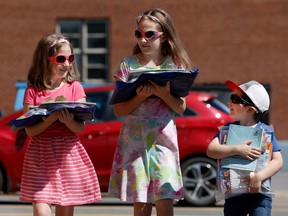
[{"xmin": 19, "ymin": 33, "xmax": 101, "ymax": 216}]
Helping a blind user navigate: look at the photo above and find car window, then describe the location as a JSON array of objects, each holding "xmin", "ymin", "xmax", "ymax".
[
  {"xmin": 206, "ymin": 98, "xmax": 230, "ymax": 114},
  {"xmin": 175, "ymin": 107, "xmax": 197, "ymax": 117},
  {"xmin": 86, "ymin": 90, "xmax": 120, "ymax": 122}
]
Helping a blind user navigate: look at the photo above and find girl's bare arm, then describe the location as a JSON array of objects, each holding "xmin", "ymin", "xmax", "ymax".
[
  {"xmin": 24, "ymin": 103, "xmax": 58, "ymax": 137},
  {"xmin": 24, "ymin": 97, "xmax": 86, "ymax": 136},
  {"xmin": 113, "ymin": 82, "xmax": 154, "ymax": 117}
]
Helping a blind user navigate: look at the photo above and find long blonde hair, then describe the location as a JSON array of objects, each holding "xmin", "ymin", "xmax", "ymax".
[
  {"xmin": 27, "ymin": 33, "xmax": 80, "ymax": 90},
  {"xmin": 133, "ymin": 8, "xmax": 193, "ymax": 70}
]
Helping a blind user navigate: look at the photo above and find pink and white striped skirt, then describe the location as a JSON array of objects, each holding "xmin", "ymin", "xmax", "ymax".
[{"xmin": 19, "ymin": 135, "xmax": 101, "ymax": 206}]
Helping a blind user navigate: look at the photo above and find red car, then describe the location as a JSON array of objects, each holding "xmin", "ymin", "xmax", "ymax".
[{"xmin": 0, "ymin": 84, "xmax": 232, "ymax": 206}]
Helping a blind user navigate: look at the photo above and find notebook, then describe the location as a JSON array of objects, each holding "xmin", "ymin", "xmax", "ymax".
[{"xmin": 221, "ymin": 124, "xmax": 264, "ymax": 171}]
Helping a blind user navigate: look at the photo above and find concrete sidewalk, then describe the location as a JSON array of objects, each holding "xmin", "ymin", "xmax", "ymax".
[{"xmin": 1, "ymin": 171, "xmax": 287, "ymax": 205}]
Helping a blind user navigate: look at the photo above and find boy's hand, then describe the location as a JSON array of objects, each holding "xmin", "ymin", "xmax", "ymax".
[
  {"xmin": 248, "ymin": 172, "xmax": 262, "ymax": 193},
  {"xmin": 238, "ymin": 140, "xmax": 261, "ymax": 160}
]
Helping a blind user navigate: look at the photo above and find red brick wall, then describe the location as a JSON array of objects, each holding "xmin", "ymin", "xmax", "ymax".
[{"xmin": 1, "ymin": 0, "xmax": 287, "ymax": 139}]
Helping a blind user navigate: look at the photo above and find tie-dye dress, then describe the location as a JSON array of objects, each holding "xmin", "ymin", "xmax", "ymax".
[{"xmin": 108, "ymin": 56, "xmax": 184, "ymax": 202}]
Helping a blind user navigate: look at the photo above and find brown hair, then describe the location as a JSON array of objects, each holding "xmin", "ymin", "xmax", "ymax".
[
  {"xmin": 133, "ymin": 8, "xmax": 193, "ymax": 70},
  {"xmin": 27, "ymin": 33, "xmax": 80, "ymax": 90}
]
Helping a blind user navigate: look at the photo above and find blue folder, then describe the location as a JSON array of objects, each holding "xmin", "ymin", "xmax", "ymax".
[
  {"xmin": 11, "ymin": 102, "xmax": 96, "ymax": 130},
  {"xmin": 109, "ymin": 69, "xmax": 199, "ymax": 105}
]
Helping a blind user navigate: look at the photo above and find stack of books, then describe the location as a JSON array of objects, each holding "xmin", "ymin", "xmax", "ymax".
[{"xmin": 215, "ymin": 124, "xmax": 273, "ymax": 200}]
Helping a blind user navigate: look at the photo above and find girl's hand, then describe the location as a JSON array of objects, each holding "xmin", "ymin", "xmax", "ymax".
[
  {"xmin": 238, "ymin": 140, "xmax": 261, "ymax": 160},
  {"xmin": 42, "ymin": 111, "xmax": 58, "ymax": 123},
  {"xmin": 58, "ymin": 108, "xmax": 84, "ymax": 134},
  {"xmin": 57, "ymin": 108, "xmax": 74, "ymax": 125},
  {"xmin": 27, "ymin": 111, "xmax": 59, "ymax": 137},
  {"xmin": 148, "ymin": 80, "xmax": 170, "ymax": 99},
  {"xmin": 136, "ymin": 82, "xmax": 156, "ymax": 98}
]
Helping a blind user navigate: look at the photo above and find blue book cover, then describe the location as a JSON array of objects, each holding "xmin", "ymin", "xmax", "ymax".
[
  {"xmin": 221, "ymin": 124, "xmax": 263, "ymax": 171},
  {"xmin": 10, "ymin": 102, "xmax": 96, "ymax": 130},
  {"xmin": 109, "ymin": 69, "xmax": 199, "ymax": 105}
]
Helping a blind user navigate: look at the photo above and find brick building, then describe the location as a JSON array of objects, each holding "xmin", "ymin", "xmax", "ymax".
[{"xmin": 1, "ymin": 0, "xmax": 287, "ymax": 139}]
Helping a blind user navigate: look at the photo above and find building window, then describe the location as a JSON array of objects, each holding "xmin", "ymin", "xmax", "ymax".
[{"xmin": 56, "ymin": 20, "xmax": 109, "ymax": 83}]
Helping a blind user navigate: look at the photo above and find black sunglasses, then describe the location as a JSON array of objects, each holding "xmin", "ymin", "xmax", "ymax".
[
  {"xmin": 134, "ymin": 29, "xmax": 163, "ymax": 40},
  {"xmin": 49, "ymin": 54, "xmax": 75, "ymax": 64},
  {"xmin": 230, "ymin": 94, "xmax": 262, "ymax": 113},
  {"xmin": 230, "ymin": 94, "xmax": 253, "ymax": 105}
]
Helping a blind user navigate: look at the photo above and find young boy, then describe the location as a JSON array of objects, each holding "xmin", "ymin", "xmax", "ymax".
[{"xmin": 206, "ymin": 80, "xmax": 283, "ymax": 216}]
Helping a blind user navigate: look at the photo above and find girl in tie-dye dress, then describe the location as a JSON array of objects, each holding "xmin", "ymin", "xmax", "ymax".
[{"xmin": 108, "ymin": 8, "xmax": 193, "ymax": 216}]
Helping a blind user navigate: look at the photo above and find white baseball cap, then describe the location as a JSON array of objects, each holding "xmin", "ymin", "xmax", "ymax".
[{"xmin": 225, "ymin": 80, "xmax": 270, "ymax": 113}]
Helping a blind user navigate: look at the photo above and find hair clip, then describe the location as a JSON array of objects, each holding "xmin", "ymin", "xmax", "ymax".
[
  {"xmin": 136, "ymin": 13, "xmax": 165, "ymax": 31},
  {"xmin": 49, "ymin": 38, "xmax": 69, "ymax": 48}
]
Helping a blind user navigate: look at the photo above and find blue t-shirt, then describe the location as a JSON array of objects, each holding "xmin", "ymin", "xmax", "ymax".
[
  {"xmin": 214, "ymin": 121, "xmax": 281, "ymax": 196},
  {"xmin": 215, "ymin": 121, "xmax": 281, "ymax": 152}
]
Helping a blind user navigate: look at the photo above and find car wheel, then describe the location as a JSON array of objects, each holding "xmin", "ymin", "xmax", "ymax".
[
  {"xmin": 180, "ymin": 157, "xmax": 217, "ymax": 206},
  {"xmin": 0, "ymin": 169, "xmax": 3, "ymax": 192}
]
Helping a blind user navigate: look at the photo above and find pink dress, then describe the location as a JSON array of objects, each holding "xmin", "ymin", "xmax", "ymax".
[{"xmin": 19, "ymin": 81, "xmax": 101, "ymax": 206}]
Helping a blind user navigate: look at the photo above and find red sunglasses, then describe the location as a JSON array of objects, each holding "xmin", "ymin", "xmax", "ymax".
[
  {"xmin": 49, "ymin": 54, "xmax": 75, "ymax": 64},
  {"xmin": 135, "ymin": 30, "xmax": 163, "ymax": 40}
]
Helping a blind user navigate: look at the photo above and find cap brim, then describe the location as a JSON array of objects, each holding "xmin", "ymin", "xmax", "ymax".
[{"xmin": 225, "ymin": 80, "xmax": 246, "ymax": 95}]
